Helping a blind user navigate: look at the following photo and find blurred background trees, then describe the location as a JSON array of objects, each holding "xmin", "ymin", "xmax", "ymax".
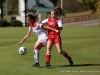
[
  {"xmin": 77, "ymin": 0, "xmax": 99, "ymax": 13},
  {"xmin": 0, "ymin": 0, "xmax": 100, "ymax": 15},
  {"xmin": 0, "ymin": 0, "xmax": 100, "ymax": 26},
  {"xmin": 3, "ymin": 0, "xmax": 18, "ymax": 15}
]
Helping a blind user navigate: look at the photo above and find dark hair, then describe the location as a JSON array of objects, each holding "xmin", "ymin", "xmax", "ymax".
[
  {"xmin": 52, "ymin": 6, "xmax": 66, "ymax": 17},
  {"xmin": 26, "ymin": 14, "xmax": 38, "ymax": 21}
]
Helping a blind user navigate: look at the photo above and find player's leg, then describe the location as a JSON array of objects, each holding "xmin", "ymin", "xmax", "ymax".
[
  {"xmin": 55, "ymin": 43, "xmax": 70, "ymax": 58},
  {"xmin": 46, "ymin": 40, "xmax": 53, "ymax": 67},
  {"xmin": 54, "ymin": 34, "xmax": 73, "ymax": 66},
  {"xmin": 32, "ymin": 41, "xmax": 44, "ymax": 67},
  {"xmin": 55, "ymin": 43, "xmax": 73, "ymax": 65}
]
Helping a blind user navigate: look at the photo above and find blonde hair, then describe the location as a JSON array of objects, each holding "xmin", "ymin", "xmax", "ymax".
[{"xmin": 52, "ymin": 6, "xmax": 66, "ymax": 17}]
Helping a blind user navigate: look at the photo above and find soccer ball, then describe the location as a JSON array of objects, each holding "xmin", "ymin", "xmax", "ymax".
[{"xmin": 19, "ymin": 47, "xmax": 27, "ymax": 55}]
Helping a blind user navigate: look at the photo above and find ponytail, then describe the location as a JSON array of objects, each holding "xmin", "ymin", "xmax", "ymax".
[{"xmin": 52, "ymin": 6, "xmax": 66, "ymax": 17}]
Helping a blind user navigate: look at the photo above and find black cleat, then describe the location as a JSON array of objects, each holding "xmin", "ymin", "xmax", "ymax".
[
  {"xmin": 46, "ymin": 62, "xmax": 51, "ymax": 67},
  {"xmin": 69, "ymin": 58, "xmax": 73, "ymax": 66},
  {"xmin": 32, "ymin": 62, "xmax": 40, "ymax": 67}
]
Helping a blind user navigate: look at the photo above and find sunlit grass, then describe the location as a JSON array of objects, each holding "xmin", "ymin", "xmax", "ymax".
[{"xmin": 0, "ymin": 26, "xmax": 100, "ymax": 75}]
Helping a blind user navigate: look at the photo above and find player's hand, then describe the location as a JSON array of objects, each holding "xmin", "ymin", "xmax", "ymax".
[
  {"xmin": 19, "ymin": 41, "xmax": 22, "ymax": 45},
  {"xmin": 55, "ymin": 30, "xmax": 60, "ymax": 33}
]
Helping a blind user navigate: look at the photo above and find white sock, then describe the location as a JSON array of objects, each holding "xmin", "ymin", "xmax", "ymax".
[{"xmin": 34, "ymin": 49, "xmax": 39, "ymax": 63}]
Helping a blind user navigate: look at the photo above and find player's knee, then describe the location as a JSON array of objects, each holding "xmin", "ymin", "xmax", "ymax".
[
  {"xmin": 34, "ymin": 48, "xmax": 37, "ymax": 51},
  {"xmin": 34, "ymin": 46, "xmax": 39, "ymax": 50},
  {"xmin": 46, "ymin": 50, "xmax": 51, "ymax": 54}
]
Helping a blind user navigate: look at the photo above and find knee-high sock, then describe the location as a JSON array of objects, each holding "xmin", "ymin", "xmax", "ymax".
[
  {"xmin": 46, "ymin": 52, "xmax": 51, "ymax": 63},
  {"xmin": 62, "ymin": 50, "xmax": 71, "ymax": 60},
  {"xmin": 34, "ymin": 50, "xmax": 39, "ymax": 63}
]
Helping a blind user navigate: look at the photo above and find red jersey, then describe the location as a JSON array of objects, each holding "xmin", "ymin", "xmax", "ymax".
[
  {"xmin": 42, "ymin": 17, "xmax": 62, "ymax": 44},
  {"xmin": 47, "ymin": 17, "xmax": 60, "ymax": 35}
]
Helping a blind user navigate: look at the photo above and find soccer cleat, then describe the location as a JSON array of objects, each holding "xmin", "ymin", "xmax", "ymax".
[
  {"xmin": 69, "ymin": 58, "xmax": 73, "ymax": 66},
  {"xmin": 46, "ymin": 62, "xmax": 51, "ymax": 67},
  {"xmin": 32, "ymin": 62, "xmax": 40, "ymax": 67}
]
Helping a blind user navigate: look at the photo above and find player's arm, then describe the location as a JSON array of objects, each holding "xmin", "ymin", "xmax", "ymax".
[
  {"xmin": 19, "ymin": 31, "xmax": 32, "ymax": 45},
  {"xmin": 41, "ymin": 18, "xmax": 59, "ymax": 33},
  {"xmin": 41, "ymin": 18, "xmax": 48, "ymax": 24},
  {"xmin": 42, "ymin": 25, "xmax": 59, "ymax": 33},
  {"xmin": 55, "ymin": 26, "xmax": 63, "ymax": 30}
]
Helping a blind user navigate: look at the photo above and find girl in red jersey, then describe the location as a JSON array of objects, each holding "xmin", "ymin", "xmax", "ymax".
[
  {"xmin": 42, "ymin": 6, "xmax": 73, "ymax": 67},
  {"xmin": 19, "ymin": 14, "xmax": 58, "ymax": 67}
]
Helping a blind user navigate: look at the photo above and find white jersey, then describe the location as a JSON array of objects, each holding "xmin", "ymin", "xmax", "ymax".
[{"xmin": 29, "ymin": 22, "xmax": 48, "ymax": 45}]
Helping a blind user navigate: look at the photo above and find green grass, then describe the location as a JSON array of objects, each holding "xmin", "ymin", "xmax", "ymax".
[{"xmin": 0, "ymin": 26, "xmax": 100, "ymax": 75}]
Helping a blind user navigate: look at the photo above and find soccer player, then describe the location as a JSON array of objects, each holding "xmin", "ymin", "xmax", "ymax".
[
  {"xmin": 42, "ymin": 6, "xmax": 73, "ymax": 67},
  {"xmin": 19, "ymin": 14, "xmax": 58, "ymax": 67}
]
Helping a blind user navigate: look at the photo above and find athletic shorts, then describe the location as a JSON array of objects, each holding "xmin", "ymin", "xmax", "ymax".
[
  {"xmin": 48, "ymin": 34, "xmax": 62, "ymax": 44},
  {"xmin": 36, "ymin": 35, "xmax": 48, "ymax": 46}
]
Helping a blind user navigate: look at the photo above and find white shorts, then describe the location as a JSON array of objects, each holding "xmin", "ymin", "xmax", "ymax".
[{"xmin": 36, "ymin": 36, "xmax": 48, "ymax": 46}]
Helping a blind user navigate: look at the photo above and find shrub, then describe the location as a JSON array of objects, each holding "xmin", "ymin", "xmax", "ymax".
[
  {"xmin": 10, "ymin": 20, "xmax": 23, "ymax": 27},
  {"xmin": 0, "ymin": 19, "xmax": 10, "ymax": 27}
]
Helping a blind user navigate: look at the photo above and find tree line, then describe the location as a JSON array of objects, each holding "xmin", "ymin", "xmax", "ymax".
[
  {"xmin": 77, "ymin": 0, "xmax": 99, "ymax": 13},
  {"xmin": 0, "ymin": 0, "xmax": 100, "ymax": 15}
]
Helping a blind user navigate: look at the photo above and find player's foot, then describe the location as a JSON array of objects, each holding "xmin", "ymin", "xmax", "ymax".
[
  {"xmin": 32, "ymin": 62, "xmax": 40, "ymax": 67},
  {"xmin": 69, "ymin": 58, "xmax": 73, "ymax": 66},
  {"xmin": 46, "ymin": 62, "xmax": 51, "ymax": 67}
]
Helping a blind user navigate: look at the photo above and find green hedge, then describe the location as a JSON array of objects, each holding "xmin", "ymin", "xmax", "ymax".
[
  {"xmin": 10, "ymin": 20, "xmax": 23, "ymax": 27},
  {"xmin": 0, "ymin": 19, "xmax": 10, "ymax": 27},
  {"xmin": 0, "ymin": 19, "xmax": 23, "ymax": 27}
]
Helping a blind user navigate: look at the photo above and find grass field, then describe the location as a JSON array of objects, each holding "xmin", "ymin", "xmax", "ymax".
[{"xmin": 0, "ymin": 26, "xmax": 100, "ymax": 75}]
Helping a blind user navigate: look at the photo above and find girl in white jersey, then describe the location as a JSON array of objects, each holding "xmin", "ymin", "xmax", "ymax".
[{"xmin": 19, "ymin": 14, "xmax": 58, "ymax": 67}]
